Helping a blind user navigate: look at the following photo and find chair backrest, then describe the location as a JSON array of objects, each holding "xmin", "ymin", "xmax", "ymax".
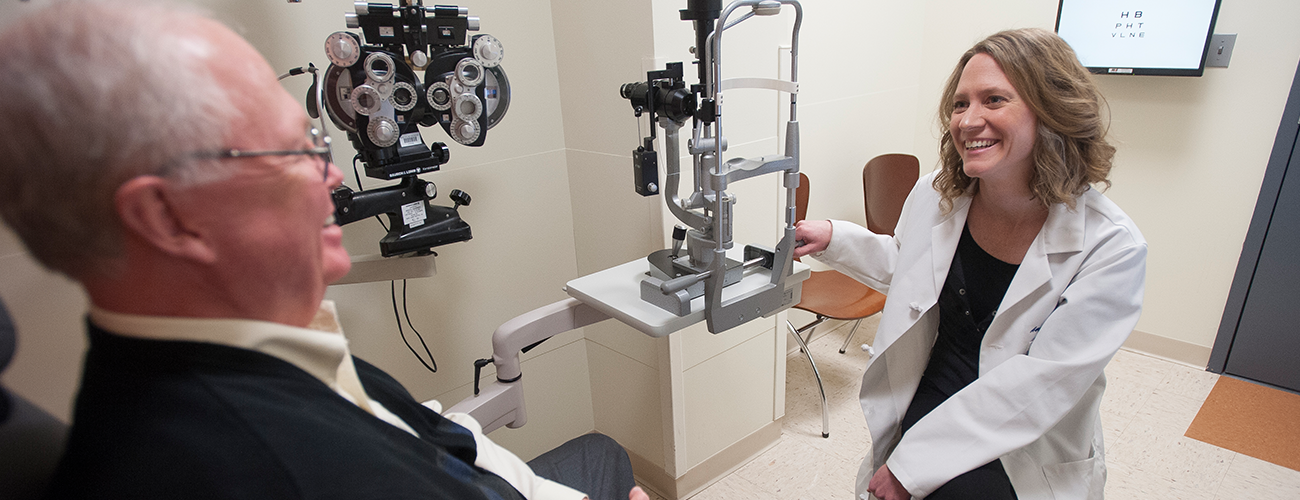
[
  {"xmin": 0, "ymin": 296, "xmax": 68, "ymax": 499},
  {"xmin": 862, "ymin": 154, "xmax": 920, "ymax": 236}
]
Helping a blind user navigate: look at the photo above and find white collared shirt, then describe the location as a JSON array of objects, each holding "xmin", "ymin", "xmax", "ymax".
[{"xmin": 89, "ymin": 300, "xmax": 419, "ymax": 436}]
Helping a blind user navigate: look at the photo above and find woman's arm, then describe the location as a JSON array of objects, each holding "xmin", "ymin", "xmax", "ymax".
[
  {"xmin": 797, "ymin": 174, "xmax": 930, "ymax": 293},
  {"xmin": 814, "ymin": 220, "xmax": 900, "ymax": 294}
]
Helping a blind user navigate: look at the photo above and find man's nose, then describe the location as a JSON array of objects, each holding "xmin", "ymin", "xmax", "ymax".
[{"xmin": 324, "ymin": 160, "xmax": 343, "ymax": 188}]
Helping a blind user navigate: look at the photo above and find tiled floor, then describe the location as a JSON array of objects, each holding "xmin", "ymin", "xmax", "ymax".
[{"xmin": 642, "ymin": 316, "xmax": 1300, "ymax": 499}]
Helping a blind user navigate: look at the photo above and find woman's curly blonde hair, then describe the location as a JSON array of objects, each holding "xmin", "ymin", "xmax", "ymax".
[{"xmin": 934, "ymin": 28, "xmax": 1115, "ymax": 212}]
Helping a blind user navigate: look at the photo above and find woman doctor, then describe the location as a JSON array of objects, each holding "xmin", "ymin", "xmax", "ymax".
[{"xmin": 794, "ymin": 28, "xmax": 1146, "ymax": 500}]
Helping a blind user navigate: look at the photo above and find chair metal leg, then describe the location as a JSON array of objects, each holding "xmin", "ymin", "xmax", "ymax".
[
  {"xmin": 787, "ymin": 319, "xmax": 830, "ymax": 438},
  {"xmin": 796, "ymin": 315, "xmax": 822, "ymax": 353},
  {"xmin": 839, "ymin": 319, "xmax": 863, "ymax": 354},
  {"xmin": 795, "ymin": 315, "xmax": 828, "ymax": 353}
]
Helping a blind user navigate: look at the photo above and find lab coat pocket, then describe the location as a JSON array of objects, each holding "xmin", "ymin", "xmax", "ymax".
[{"xmin": 1043, "ymin": 454, "xmax": 1102, "ymax": 500}]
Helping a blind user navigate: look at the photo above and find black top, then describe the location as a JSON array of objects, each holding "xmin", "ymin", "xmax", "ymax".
[
  {"xmin": 46, "ymin": 322, "xmax": 527, "ymax": 500},
  {"xmin": 902, "ymin": 224, "xmax": 1019, "ymax": 434}
]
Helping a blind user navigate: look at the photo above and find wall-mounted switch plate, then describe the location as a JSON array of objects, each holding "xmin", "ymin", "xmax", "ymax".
[{"xmin": 1206, "ymin": 34, "xmax": 1237, "ymax": 68}]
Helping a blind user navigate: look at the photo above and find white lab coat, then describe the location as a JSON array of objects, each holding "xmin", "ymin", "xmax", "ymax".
[{"xmin": 815, "ymin": 172, "xmax": 1146, "ymax": 500}]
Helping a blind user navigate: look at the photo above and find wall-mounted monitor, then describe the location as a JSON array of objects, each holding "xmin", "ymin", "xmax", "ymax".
[{"xmin": 1055, "ymin": 0, "xmax": 1223, "ymax": 76}]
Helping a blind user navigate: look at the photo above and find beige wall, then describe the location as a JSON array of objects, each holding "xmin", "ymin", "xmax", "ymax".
[{"xmin": 551, "ymin": 0, "xmax": 667, "ymax": 469}]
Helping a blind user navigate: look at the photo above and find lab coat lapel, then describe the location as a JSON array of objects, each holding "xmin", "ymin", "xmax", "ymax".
[
  {"xmin": 927, "ymin": 196, "xmax": 970, "ymax": 308},
  {"xmin": 870, "ymin": 195, "xmax": 966, "ymax": 379},
  {"xmin": 994, "ymin": 197, "xmax": 1088, "ymax": 328}
]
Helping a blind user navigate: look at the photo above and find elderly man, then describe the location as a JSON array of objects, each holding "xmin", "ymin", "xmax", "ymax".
[{"xmin": 0, "ymin": 2, "xmax": 646, "ymax": 499}]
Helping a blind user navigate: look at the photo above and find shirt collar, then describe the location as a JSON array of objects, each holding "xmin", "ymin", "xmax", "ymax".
[{"xmin": 88, "ymin": 301, "xmax": 350, "ymax": 388}]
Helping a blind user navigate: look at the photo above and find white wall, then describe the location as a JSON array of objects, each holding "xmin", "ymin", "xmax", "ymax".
[{"xmin": 550, "ymin": 0, "xmax": 668, "ymax": 470}]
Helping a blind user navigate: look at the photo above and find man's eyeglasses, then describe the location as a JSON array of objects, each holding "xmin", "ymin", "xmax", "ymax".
[{"xmin": 190, "ymin": 127, "xmax": 333, "ymax": 181}]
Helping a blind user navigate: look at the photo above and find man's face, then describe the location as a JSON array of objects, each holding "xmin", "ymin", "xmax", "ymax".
[{"xmin": 171, "ymin": 22, "xmax": 351, "ymax": 325}]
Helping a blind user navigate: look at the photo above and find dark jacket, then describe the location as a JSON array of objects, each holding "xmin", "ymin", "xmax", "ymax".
[{"xmin": 47, "ymin": 323, "xmax": 525, "ymax": 500}]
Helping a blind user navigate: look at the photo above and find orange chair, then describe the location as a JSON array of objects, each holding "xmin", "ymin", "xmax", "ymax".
[{"xmin": 787, "ymin": 154, "xmax": 918, "ymax": 437}]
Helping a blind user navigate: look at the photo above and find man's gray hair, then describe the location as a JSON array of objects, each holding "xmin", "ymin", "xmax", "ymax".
[{"xmin": 0, "ymin": 0, "xmax": 237, "ymax": 278}]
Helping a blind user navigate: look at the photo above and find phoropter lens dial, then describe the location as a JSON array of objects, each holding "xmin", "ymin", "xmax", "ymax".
[
  {"xmin": 364, "ymin": 52, "xmax": 395, "ymax": 83},
  {"xmin": 427, "ymin": 81, "xmax": 452, "ymax": 111},
  {"xmin": 452, "ymin": 93, "xmax": 482, "ymax": 121},
  {"xmin": 472, "ymin": 35, "xmax": 504, "ymax": 68},
  {"xmin": 349, "ymin": 84, "xmax": 382, "ymax": 116},
  {"xmin": 324, "ymin": 32, "xmax": 361, "ymax": 67},
  {"xmin": 391, "ymin": 82, "xmax": 418, "ymax": 112},
  {"xmin": 455, "ymin": 58, "xmax": 484, "ymax": 87},
  {"xmin": 366, "ymin": 116, "xmax": 400, "ymax": 147}
]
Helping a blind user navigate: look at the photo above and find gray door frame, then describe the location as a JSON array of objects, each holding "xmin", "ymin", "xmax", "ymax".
[{"xmin": 1209, "ymin": 58, "xmax": 1300, "ymax": 378}]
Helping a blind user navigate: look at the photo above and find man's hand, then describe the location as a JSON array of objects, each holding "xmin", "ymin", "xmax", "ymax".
[
  {"xmin": 629, "ymin": 486, "xmax": 649, "ymax": 500},
  {"xmin": 793, "ymin": 219, "xmax": 832, "ymax": 259},
  {"xmin": 867, "ymin": 464, "xmax": 910, "ymax": 500}
]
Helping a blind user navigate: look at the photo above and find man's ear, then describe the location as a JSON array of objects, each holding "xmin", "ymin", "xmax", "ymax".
[{"xmin": 114, "ymin": 176, "xmax": 218, "ymax": 264}]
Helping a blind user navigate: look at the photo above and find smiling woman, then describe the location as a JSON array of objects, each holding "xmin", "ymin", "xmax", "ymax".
[
  {"xmin": 935, "ymin": 28, "xmax": 1116, "ymax": 213},
  {"xmin": 794, "ymin": 28, "xmax": 1146, "ymax": 500},
  {"xmin": 948, "ymin": 54, "xmax": 1039, "ymax": 195}
]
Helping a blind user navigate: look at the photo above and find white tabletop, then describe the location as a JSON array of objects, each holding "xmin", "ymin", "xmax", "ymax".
[{"xmin": 565, "ymin": 256, "xmax": 810, "ymax": 337}]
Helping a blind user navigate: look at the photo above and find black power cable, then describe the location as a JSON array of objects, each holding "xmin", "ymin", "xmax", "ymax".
[{"xmin": 391, "ymin": 280, "xmax": 437, "ymax": 374}]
